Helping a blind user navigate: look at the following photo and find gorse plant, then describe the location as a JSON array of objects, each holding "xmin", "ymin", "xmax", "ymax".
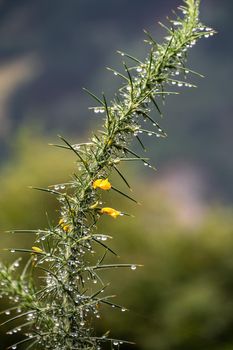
[{"xmin": 0, "ymin": 1, "xmax": 215, "ymax": 349}]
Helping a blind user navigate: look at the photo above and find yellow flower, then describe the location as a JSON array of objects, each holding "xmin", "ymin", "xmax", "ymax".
[
  {"xmin": 107, "ymin": 139, "xmax": 112, "ymax": 146},
  {"xmin": 32, "ymin": 246, "xmax": 44, "ymax": 254},
  {"xmin": 93, "ymin": 178, "xmax": 111, "ymax": 190},
  {"xmin": 59, "ymin": 218, "xmax": 71, "ymax": 232},
  {"xmin": 63, "ymin": 225, "xmax": 70, "ymax": 232},
  {"xmin": 100, "ymin": 207, "xmax": 121, "ymax": 219},
  {"xmin": 58, "ymin": 218, "xmax": 64, "ymax": 226}
]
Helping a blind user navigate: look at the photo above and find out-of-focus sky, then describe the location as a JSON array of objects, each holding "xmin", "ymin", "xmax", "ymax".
[{"xmin": 0, "ymin": 0, "xmax": 232, "ymax": 202}]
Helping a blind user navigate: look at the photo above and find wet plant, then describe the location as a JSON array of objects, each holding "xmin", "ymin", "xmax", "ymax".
[{"xmin": 0, "ymin": 1, "xmax": 215, "ymax": 349}]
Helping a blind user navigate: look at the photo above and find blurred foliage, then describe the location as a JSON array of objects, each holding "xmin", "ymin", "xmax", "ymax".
[
  {"xmin": 100, "ymin": 207, "xmax": 233, "ymax": 350},
  {"xmin": 1, "ymin": 133, "xmax": 233, "ymax": 349},
  {"xmin": 0, "ymin": 128, "xmax": 75, "ymax": 251}
]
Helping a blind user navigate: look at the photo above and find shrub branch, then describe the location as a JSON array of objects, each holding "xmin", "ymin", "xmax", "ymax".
[{"xmin": 0, "ymin": 1, "xmax": 215, "ymax": 349}]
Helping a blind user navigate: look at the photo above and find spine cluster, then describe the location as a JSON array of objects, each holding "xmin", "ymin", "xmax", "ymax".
[{"xmin": 0, "ymin": 1, "xmax": 215, "ymax": 349}]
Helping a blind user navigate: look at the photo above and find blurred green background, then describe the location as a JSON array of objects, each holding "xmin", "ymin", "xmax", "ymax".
[{"xmin": 0, "ymin": 0, "xmax": 233, "ymax": 349}]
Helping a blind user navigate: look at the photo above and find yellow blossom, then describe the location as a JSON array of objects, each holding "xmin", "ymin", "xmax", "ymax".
[
  {"xmin": 59, "ymin": 218, "xmax": 71, "ymax": 232},
  {"xmin": 93, "ymin": 178, "xmax": 111, "ymax": 190},
  {"xmin": 32, "ymin": 246, "xmax": 44, "ymax": 254},
  {"xmin": 63, "ymin": 225, "xmax": 70, "ymax": 232},
  {"xmin": 100, "ymin": 207, "xmax": 121, "ymax": 219},
  {"xmin": 58, "ymin": 218, "xmax": 64, "ymax": 226}
]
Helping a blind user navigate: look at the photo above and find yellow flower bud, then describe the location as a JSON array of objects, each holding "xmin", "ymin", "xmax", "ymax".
[
  {"xmin": 58, "ymin": 218, "xmax": 64, "ymax": 226},
  {"xmin": 32, "ymin": 246, "xmax": 44, "ymax": 254},
  {"xmin": 93, "ymin": 178, "xmax": 111, "ymax": 190},
  {"xmin": 100, "ymin": 207, "xmax": 121, "ymax": 219},
  {"xmin": 59, "ymin": 218, "xmax": 71, "ymax": 232}
]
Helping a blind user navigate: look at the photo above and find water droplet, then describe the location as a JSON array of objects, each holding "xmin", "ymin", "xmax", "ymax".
[
  {"xmin": 113, "ymin": 341, "xmax": 119, "ymax": 346},
  {"xmin": 136, "ymin": 67, "xmax": 142, "ymax": 72},
  {"xmin": 175, "ymin": 71, "xmax": 180, "ymax": 75},
  {"xmin": 121, "ymin": 308, "xmax": 126, "ymax": 312},
  {"xmin": 12, "ymin": 346, "xmax": 17, "ymax": 350},
  {"xmin": 71, "ymin": 332, "xmax": 78, "ymax": 338},
  {"xmin": 131, "ymin": 265, "xmax": 137, "ymax": 270},
  {"xmin": 144, "ymin": 162, "xmax": 148, "ymax": 167},
  {"xmin": 114, "ymin": 72, "xmax": 118, "ymax": 76},
  {"xmin": 5, "ymin": 310, "xmax": 10, "ymax": 315},
  {"xmin": 60, "ymin": 185, "xmax": 65, "ymax": 190},
  {"xmin": 54, "ymin": 185, "xmax": 60, "ymax": 190},
  {"xmin": 148, "ymin": 132, "xmax": 153, "ymax": 136},
  {"xmin": 204, "ymin": 34, "xmax": 210, "ymax": 38},
  {"xmin": 10, "ymin": 249, "xmax": 15, "ymax": 253}
]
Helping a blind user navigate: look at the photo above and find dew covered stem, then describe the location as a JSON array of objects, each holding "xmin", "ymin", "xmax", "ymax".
[{"xmin": 0, "ymin": 1, "xmax": 215, "ymax": 349}]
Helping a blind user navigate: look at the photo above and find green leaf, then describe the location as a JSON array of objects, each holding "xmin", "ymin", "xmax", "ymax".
[
  {"xmin": 83, "ymin": 87, "xmax": 104, "ymax": 106},
  {"xmin": 117, "ymin": 50, "xmax": 143, "ymax": 64},
  {"xmin": 113, "ymin": 164, "xmax": 132, "ymax": 190},
  {"xmin": 58, "ymin": 135, "xmax": 90, "ymax": 173},
  {"xmin": 111, "ymin": 186, "xmax": 140, "ymax": 204},
  {"xmin": 136, "ymin": 135, "xmax": 147, "ymax": 151},
  {"xmin": 106, "ymin": 67, "xmax": 129, "ymax": 82}
]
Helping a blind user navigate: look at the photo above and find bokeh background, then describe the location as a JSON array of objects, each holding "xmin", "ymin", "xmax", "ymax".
[{"xmin": 0, "ymin": 0, "xmax": 233, "ymax": 349}]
